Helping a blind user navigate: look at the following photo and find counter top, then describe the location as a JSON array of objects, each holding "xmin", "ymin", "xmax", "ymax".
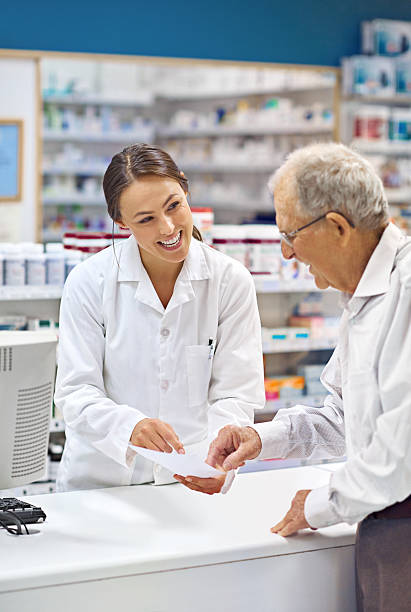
[{"xmin": 0, "ymin": 465, "xmax": 355, "ymax": 593}]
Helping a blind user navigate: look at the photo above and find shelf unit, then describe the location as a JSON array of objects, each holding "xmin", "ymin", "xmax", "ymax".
[
  {"xmin": 340, "ymin": 73, "xmax": 411, "ymax": 224},
  {"xmin": 157, "ymin": 124, "xmax": 333, "ymax": 139},
  {"xmin": 40, "ymin": 60, "xmax": 338, "ymax": 236}
]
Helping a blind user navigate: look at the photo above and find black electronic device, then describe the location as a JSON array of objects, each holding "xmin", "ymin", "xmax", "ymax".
[{"xmin": 0, "ymin": 497, "xmax": 47, "ymax": 535}]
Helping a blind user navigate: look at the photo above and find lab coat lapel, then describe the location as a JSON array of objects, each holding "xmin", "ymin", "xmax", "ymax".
[
  {"xmin": 165, "ymin": 239, "xmax": 210, "ymax": 314},
  {"xmin": 116, "ymin": 236, "xmax": 165, "ymax": 314}
]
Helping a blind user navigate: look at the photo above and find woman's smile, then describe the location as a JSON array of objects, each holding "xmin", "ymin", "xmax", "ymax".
[{"xmin": 157, "ymin": 230, "xmax": 183, "ymax": 251}]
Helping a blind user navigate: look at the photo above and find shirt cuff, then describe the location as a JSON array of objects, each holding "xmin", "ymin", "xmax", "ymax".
[
  {"xmin": 304, "ymin": 485, "xmax": 340, "ymax": 529},
  {"xmin": 253, "ymin": 420, "xmax": 289, "ymax": 460}
]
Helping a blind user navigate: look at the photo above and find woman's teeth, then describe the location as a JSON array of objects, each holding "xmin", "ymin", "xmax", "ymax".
[{"xmin": 159, "ymin": 231, "xmax": 181, "ymax": 248}]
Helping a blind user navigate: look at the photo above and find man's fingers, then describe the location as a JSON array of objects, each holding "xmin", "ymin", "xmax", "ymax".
[
  {"xmin": 222, "ymin": 446, "xmax": 251, "ymax": 471},
  {"xmin": 277, "ymin": 520, "xmax": 300, "ymax": 537},
  {"xmin": 271, "ymin": 517, "xmax": 287, "ymax": 533},
  {"xmin": 206, "ymin": 431, "xmax": 233, "ymax": 467}
]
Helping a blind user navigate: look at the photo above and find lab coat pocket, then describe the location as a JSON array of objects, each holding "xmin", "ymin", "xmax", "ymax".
[{"xmin": 185, "ymin": 345, "xmax": 212, "ymax": 407}]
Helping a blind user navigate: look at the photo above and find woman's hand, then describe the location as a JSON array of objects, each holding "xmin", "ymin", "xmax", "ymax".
[
  {"xmin": 173, "ymin": 472, "xmax": 226, "ymax": 495},
  {"xmin": 130, "ymin": 418, "xmax": 185, "ymax": 454}
]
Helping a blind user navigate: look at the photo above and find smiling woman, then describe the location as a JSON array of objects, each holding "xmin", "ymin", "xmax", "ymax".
[{"xmin": 54, "ymin": 142, "xmax": 266, "ymax": 495}]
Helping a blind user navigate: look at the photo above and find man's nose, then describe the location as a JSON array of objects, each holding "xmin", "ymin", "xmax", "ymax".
[{"xmin": 281, "ymin": 240, "xmax": 295, "ymax": 260}]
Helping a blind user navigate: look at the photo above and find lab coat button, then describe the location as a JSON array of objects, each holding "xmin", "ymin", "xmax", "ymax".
[
  {"xmin": 161, "ymin": 328, "xmax": 170, "ymax": 337},
  {"xmin": 161, "ymin": 380, "xmax": 169, "ymax": 391}
]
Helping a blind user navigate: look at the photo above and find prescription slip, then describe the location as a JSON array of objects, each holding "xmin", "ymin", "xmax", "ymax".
[{"xmin": 129, "ymin": 444, "xmax": 222, "ymax": 478}]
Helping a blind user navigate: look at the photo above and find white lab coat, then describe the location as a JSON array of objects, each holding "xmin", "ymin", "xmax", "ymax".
[{"xmin": 55, "ymin": 237, "xmax": 265, "ymax": 491}]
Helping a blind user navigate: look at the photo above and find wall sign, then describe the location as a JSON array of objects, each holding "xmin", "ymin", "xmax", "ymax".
[{"xmin": 0, "ymin": 120, "xmax": 23, "ymax": 201}]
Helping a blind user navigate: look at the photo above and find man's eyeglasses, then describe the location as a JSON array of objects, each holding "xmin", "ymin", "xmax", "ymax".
[{"xmin": 279, "ymin": 211, "xmax": 355, "ymax": 248}]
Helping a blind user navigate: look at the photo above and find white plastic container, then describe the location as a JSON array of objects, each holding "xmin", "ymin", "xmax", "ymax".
[
  {"xmin": 65, "ymin": 250, "xmax": 83, "ymax": 279},
  {"xmin": 244, "ymin": 224, "xmax": 281, "ymax": 276},
  {"xmin": 353, "ymin": 106, "xmax": 389, "ymax": 141},
  {"xmin": 212, "ymin": 225, "xmax": 247, "ymax": 266},
  {"xmin": 45, "ymin": 243, "xmax": 66, "ymax": 286},
  {"xmin": 191, "ymin": 207, "xmax": 214, "ymax": 246},
  {"xmin": 3, "ymin": 245, "xmax": 25, "ymax": 286},
  {"xmin": 26, "ymin": 253, "xmax": 47, "ymax": 286}
]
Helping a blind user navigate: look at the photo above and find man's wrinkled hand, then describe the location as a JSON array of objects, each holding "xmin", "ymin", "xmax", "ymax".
[
  {"xmin": 206, "ymin": 425, "xmax": 262, "ymax": 471},
  {"xmin": 271, "ymin": 489, "xmax": 314, "ymax": 537}
]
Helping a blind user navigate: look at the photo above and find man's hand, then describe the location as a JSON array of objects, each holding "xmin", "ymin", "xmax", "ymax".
[
  {"xmin": 206, "ymin": 425, "xmax": 262, "ymax": 471},
  {"xmin": 173, "ymin": 472, "xmax": 226, "ymax": 495},
  {"xmin": 130, "ymin": 418, "xmax": 185, "ymax": 454},
  {"xmin": 271, "ymin": 489, "xmax": 313, "ymax": 537}
]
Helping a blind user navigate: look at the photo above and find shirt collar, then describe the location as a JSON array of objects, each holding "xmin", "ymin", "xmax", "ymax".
[
  {"xmin": 117, "ymin": 236, "xmax": 210, "ymax": 282},
  {"xmin": 343, "ymin": 223, "xmax": 406, "ymax": 313}
]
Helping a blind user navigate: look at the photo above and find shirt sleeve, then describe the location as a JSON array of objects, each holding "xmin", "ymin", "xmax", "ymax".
[
  {"xmin": 253, "ymin": 345, "xmax": 346, "ymax": 462},
  {"xmin": 54, "ymin": 263, "xmax": 147, "ymax": 469},
  {"xmin": 307, "ymin": 282, "xmax": 411, "ymax": 527},
  {"xmin": 207, "ymin": 262, "xmax": 266, "ymax": 435}
]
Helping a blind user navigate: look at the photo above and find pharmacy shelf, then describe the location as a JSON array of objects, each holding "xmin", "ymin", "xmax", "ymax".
[
  {"xmin": 261, "ymin": 394, "xmax": 327, "ymax": 415},
  {"xmin": 263, "ymin": 338, "xmax": 336, "ymax": 354},
  {"xmin": 43, "ymin": 92, "xmax": 153, "ymax": 107},
  {"xmin": 385, "ymin": 188, "xmax": 411, "ymax": 204},
  {"xmin": 0, "ymin": 481, "xmax": 57, "ymax": 497},
  {"xmin": 43, "ymin": 164, "xmax": 107, "ymax": 176},
  {"xmin": 43, "ymin": 162, "xmax": 277, "ymax": 175},
  {"xmin": 343, "ymin": 94, "xmax": 411, "ymax": 106},
  {"xmin": 181, "ymin": 163, "xmax": 277, "ymax": 173},
  {"xmin": 158, "ymin": 124, "xmax": 334, "ymax": 139},
  {"xmin": 43, "ymin": 129, "xmax": 154, "ymax": 143},
  {"xmin": 352, "ymin": 140, "xmax": 411, "ymax": 156},
  {"xmin": 253, "ymin": 276, "xmax": 329, "ymax": 293},
  {"xmin": 43, "ymin": 194, "xmax": 105, "ymax": 205},
  {"xmin": 0, "ymin": 286, "xmax": 63, "ymax": 301},
  {"xmin": 161, "ymin": 83, "xmax": 334, "ymax": 102}
]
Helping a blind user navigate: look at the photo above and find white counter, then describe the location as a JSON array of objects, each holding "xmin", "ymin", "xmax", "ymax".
[{"xmin": 0, "ymin": 466, "xmax": 357, "ymax": 612}]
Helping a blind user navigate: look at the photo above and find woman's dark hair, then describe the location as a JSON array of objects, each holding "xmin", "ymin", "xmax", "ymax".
[{"xmin": 103, "ymin": 143, "xmax": 202, "ymax": 241}]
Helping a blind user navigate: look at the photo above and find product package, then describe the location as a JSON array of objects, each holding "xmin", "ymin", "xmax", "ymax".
[{"xmin": 362, "ymin": 19, "xmax": 411, "ymax": 57}]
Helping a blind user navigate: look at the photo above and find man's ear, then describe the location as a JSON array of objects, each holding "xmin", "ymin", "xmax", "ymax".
[{"xmin": 327, "ymin": 212, "xmax": 353, "ymax": 247}]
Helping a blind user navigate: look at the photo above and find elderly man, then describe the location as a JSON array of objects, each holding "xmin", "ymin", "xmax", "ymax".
[{"xmin": 207, "ymin": 143, "xmax": 411, "ymax": 612}]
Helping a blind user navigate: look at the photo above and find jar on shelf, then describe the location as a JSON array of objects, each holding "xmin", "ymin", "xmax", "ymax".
[
  {"xmin": 389, "ymin": 109, "xmax": 411, "ymax": 141},
  {"xmin": 245, "ymin": 224, "xmax": 281, "ymax": 276},
  {"xmin": 353, "ymin": 106, "xmax": 389, "ymax": 141},
  {"xmin": 45, "ymin": 243, "xmax": 66, "ymax": 286},
  {"xmin": 3, "ymin": 245, "xmax": 25, "ymax": 286},
  {"xmin": 190, "ymin": 207, "xmax": 214, "ymax": 245},
  {"xmin": 25, "ymin": 244, "xmax": 47, "ymax": 286},
  {"xmin": 212, "ymin": 225, "xmax": 247, "ymax": 266}
]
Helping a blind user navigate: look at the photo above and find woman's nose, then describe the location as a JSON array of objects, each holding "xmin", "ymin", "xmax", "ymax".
[{"xmin": 159, "ymin": 215, "xmax": 175, "ymax": 235}]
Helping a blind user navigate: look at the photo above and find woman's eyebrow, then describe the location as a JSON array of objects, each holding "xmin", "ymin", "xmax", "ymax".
[{"xmin": 133, "ymin": 194, "xmax": 180, "ymax": 217}]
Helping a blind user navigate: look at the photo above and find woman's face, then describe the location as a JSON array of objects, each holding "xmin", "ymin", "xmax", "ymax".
[{"xmin": 118, "ymin": 175, "xmax": 193, "ymax": 266}]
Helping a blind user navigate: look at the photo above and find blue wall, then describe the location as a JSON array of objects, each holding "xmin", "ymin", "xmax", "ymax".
[{"xmin": 2, "ymin": 0, "xmax": 411, "ymax": 66}]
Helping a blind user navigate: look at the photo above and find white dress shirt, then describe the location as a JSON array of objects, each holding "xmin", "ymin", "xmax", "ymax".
[
  {"xmin": 254, "ymin": 223, "xmax": 411, "ymax": 527},
  {"xmin": 55, "ymin": 237, "xmax": 265, "ymax": 492}
]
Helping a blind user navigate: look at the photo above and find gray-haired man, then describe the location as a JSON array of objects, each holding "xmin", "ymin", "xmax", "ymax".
[{"xmin": 207, "ymin": 143, "xmax": 411, "ymax": 612}]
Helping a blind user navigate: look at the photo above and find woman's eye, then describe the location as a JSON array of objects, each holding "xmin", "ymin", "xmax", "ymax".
[
  {"xmin": 168, "ymin": 201, "xmax": 180, "ymax": 211},
  {"xmin": 139, "ymin": 216, "xmax": 153, "ymax": 224}
]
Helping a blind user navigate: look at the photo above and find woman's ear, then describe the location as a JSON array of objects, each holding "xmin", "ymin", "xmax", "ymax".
[{"xmin": 115, "ymin": 218, "xmax": 128, "ymax": 230}]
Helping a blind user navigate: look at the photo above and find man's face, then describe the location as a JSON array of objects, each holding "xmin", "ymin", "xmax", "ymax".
[{"xmin": 274, "ymin": 178, "xmax": 335, "ymax": 290}]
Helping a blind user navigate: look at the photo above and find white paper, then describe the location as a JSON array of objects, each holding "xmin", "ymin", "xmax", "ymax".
[{"xmin": 129, "ymin": 444, "xmax": 222, "ymax": 478}]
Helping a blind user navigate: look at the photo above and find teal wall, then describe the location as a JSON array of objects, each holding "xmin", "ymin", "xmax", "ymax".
[{"xmin": 2, "ymin": 1, "xmax": 411, "ymax": 66}]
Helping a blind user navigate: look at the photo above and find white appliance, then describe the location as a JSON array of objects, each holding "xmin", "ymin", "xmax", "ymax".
[{"xmin": 0, "ymin": 331, "xmax": 57, "ymax": 489}]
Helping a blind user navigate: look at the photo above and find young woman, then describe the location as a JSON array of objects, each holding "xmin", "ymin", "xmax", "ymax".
[{"xmin": 55, "ymin": 143, "xmax": 265, "ymax": 494}]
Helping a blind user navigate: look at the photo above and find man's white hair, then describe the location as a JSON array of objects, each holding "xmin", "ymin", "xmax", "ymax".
[{"xmin": 268, "ymin": 142, "xmax": 389, "ymax": 230}]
